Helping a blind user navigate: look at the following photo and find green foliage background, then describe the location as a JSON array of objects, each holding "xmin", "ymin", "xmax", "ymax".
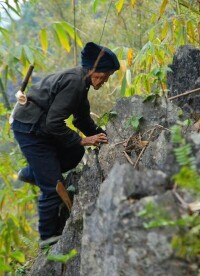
[{"xmin": 0, "ymin": 0, "xmax": 199, "ymax": 273}]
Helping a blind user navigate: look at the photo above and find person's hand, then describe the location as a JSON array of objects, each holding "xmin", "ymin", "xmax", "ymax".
[{"xmin": 80, "ymin": 133, "xmax": 108, "ymax": 147}]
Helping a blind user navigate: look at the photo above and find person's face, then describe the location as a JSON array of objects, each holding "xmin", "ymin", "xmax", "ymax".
[{"xmin": 90, "ymin": 71, "xmax": 114, "ymax": 90}]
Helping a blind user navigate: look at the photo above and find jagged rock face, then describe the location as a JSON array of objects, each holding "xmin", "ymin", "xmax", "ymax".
[
  {"xmin": 99, "ymin": 96, "xmax": 181, "ymax": 178},
  {"xmin": 81, "ymin": 163, "xmax": 197, "ymax": 276},
  {"xmin": 167, "ymin": 45, "xmax": 200, "ymax": 112}
]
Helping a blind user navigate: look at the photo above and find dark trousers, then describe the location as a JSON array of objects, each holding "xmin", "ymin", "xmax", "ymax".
[{"xmin": 13, "ymin": 129, "xmax": 84, "ymax": 240}]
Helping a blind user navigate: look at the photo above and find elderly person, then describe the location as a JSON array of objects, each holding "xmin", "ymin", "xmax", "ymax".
[{"xmin": 11, "ymin": 42, "xmax": 120, "ymax": 247}]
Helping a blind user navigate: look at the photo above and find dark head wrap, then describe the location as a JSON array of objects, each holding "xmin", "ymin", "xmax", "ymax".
[{"xmin": 81, "ymin": 42, "xmax": 120, "ymax": 72}]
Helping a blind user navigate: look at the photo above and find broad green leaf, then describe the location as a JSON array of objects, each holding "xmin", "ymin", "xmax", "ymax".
[
  {"xmin": 161, "ymin": 21, "xmax": 168, "ymax": 41},
  {"xmin": 117, "ymin": 47, "xmax": 124, "ymax": 60},
  {"xmin": 93, "ymin": 0, "xmax": 99, "ymax": 13},
  {"xmin": 143, "ymin": 94, "xmax": 158, "ymax": 103},
  {"xmin": 11, "ymin": 251, "xmax": 25, "ymax": 263},
  {"xmin": 159, "ymin": 0, "xmax": 169, "ymax": 19},
  {"xmin": 120, "ymin": 74, "xmax": 127, "ymax": 96},
  {"xmin": 187, "ymin": 21, "xmax": 195, "ymax": 44},
  {"xmin": 0, "ymin": 27, "xmax": 11, "ymax": 43},
  {"xmin": 54, "ymin": 23, "xmax": 70, "ymax": 52},
  {"xmin": 47, "ymin": 249, "xmax": 77, "ymax": 263},
  {"xmin": 149, "ymin": 28, "xmax": 154, "ymax": 41},
  {"xmin": 177, "ymin": 26, "xmax": 185, "ymax": 45},
  {"xmin": 0, "ymin": 259, "xmax": 12, "ymax": 272},
  {"xmin": 96, "ymin": 113, "xmax": 109, "ymax": 127},
  {"xmin": 93, "ymin": 0, "xmax": 106, "ymax": 13},
  {"xmin": 115, "ymin": 0, "xmax": 124, "ymax": 14},
  {"xmin": 40, "ymin": 28, "xmax": 48, "ymax": 54},
  {"xmin": 23, "ymin": 45, "xmax": 34, "ymax": 65},
  {"xmin": 61, "ymin": 22, "xmax": 83, "ymax": 47},
  {"xmin": 20, "ymin": 48, "xmax": 27, "ymax": 65},
  {"xmin": 130, "ymin": 116, "xmax": 143, "ymax": 130},
  {"xmin": 109, "ymin": 111, "xmax": 118, "ymax": 116}
]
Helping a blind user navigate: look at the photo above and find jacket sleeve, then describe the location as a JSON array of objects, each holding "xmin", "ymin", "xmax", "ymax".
[
  {"xmin": 45, "ymin": 78, "xmax": 82, "ymax": 147},
  {"xmin": 73, "ymin": 98, "xmax": 106, "ymax": 136}
]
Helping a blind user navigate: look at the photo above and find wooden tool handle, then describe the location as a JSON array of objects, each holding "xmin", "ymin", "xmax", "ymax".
[
  {"xmin": 56, "ymin": 180, "xmax": 73, "ymax": 211},
  {"xmin": 20, "ymin": 65, "xmax": 34, "ymax": 92}
]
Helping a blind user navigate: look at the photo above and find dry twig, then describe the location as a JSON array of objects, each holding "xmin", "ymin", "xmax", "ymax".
[
  {"xmin": 168, "ymin": 87, "xmax": 200, "ymax": 101},
  {"xmin": 134, "ymin": 127, "xmax": 156, "ymax": 168},
  {"xmin": 123, "ymin": 151, "xmax": 134, "ymax": 165}
]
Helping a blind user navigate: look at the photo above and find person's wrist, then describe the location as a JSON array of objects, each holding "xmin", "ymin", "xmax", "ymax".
[{"xmin": 80, "ymin": 138, "xmax": 85, "ymax": 146}]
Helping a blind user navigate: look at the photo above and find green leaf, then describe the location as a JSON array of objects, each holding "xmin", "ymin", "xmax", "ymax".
[
  {"xmin": 125, "ymin": 115, "xmax": 143, "ymax": 131},
  {"xmin": 187, "ymin": 21, "xmax": 195, "ymax": 44},
  {"xmin": 61, "ymin": 21, "xmax": 83, "ymax": 47},
  {"xmin": 143, "ymin": 94, "xmax": 158, "ymax": 103},
  {"xmin": 0, "ymin": 259, "xmax": 12, "ymax": 272},
  {"xmin": 40, "ymin": 29, "xmax": 48, "ymax": 54},
  {"xmin": 23, "ymin": 45, "xmax": 34, "ymax": 65},
  {"xmin": 159, "ymin": 0, "xmax": 169, "ymax": 19},
  {"xmin": 11, "ymin": 251, "xmax": 25, "ymax": 263},
  {"xmin": 109, "ymin": 111, "xmax": 118, "ymax": 116},
  {"xmin": 93, "ymin": 0, "xmax": 99, "ymax": 13},
  {"xmin": 47, "ymin": 249, "xmax": 77, "ymax": 263},
  {"xmin": 54, "ymin": 23, "xmax": 70, "ymax": 52},
  {"xmin": 96, "ymin": 113, "xmax": 109, "ymax": 127},
  {"xmin": 161, "ymin": 21, "xmax": 168, "ymax": 41},
  {"xmin": 120, "ymin": 74, "xmax": 127, "ymax": 96}
]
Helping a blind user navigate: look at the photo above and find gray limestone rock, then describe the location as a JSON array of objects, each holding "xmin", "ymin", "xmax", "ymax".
[
  {"xmin": 99, "ymin": 96, "xmax": 180, "ymax": 177},
  {"xmin": 167, "ymin": 45, "xmax": 200, "ymax": 112},
  {"xmin": 81, "ymin": 163, "xmax": 197, "ymax": 276}
]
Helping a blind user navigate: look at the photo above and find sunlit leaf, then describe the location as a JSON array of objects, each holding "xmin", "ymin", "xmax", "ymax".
[
  {"xmin": 198, "ymin": 22, "xmax": 200, "ymax": 45},
  {"xmin": 120, "ymin": 74, "xmax": 127, "ymax": 96},
  {"xmin": 54, "ymin": 23, "xmax": 70, "ymax": 52},
  {"xmin": 149, "ymin": 28, "xmax": 154, "ymax": 41},
  {"xmin": 11, "ymin": 251, "xmax": 25, "ymax": 263},
  {"xmin": 0, "ymin": 27, "xmax": 11, "ymax": 43},
  {"xmin": 47, "ymin": 249, "xmax": 77, "ymax": 263},
  {"xmin": 61, "ymin": 22, "xmax": 83, "ymax": 47},
  {"xmin": 127, "ymin": 48, "xmax": 134, "ymax": 67},
  {"xmin": 93, "ymin": 0, "xmax": 99, "ymax": 13},
  {"xmin": 23, "ymin": 45, "xmax": 34, "ymax": 65},
  {"xmin": 187, "ymin": 21, "xmax": 195, "ymax": 44},
  {"xmin": 158, "ymin": 0, "xmax": 169, "ymax": 20},
  {"xmin": 115, "ymin": 0, "xmax": 124, "ymax": 14},
  {"xmin": 40, "ymin": 29, "xmax": 48, "ymax": 55},
  {"xmin": 131, "ymin": 0, "xmax": 136, "ymax": 8},
  {"xmin": 20, "ymin": 48, "xmax": 26, "ymax": 65},
  {"xmin": 0, "ymin": 259, "xmax": 12, "ymax": 272},
  {"xmin": 161, "ymin": 21, "xmax": 168, "ymax": 41}
]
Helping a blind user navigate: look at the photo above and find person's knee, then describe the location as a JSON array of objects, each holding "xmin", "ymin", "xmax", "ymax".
[
  {"xmin": 60, "ymin": 144, "xmax": 85, "ymax": 172},
  {"xmin": 79, "ymin": 145, "xmax": 85, "ymax": 159}
]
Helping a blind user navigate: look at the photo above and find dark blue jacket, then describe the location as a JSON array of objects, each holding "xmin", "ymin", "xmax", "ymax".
[{"xmin": 12, "ymin": 67, "xmax": 103, "ymax": 147}]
